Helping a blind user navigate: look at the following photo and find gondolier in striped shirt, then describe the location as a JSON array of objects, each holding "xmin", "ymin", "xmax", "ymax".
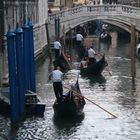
[{"xmin": 49, "ymin": 66, "xmax": 64, "ymax": 103}]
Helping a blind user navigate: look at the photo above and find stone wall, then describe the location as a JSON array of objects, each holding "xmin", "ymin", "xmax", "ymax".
[
  {"xmin": 2, "ymin": 0, "xmax": 48, "ymax": 50},
  {"xmin": 0, "ymin": 0, "xmax": 49, "ymax": 86}
]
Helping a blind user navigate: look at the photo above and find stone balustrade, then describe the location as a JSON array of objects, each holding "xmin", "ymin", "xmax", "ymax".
[{"xmin": 48, "ymin": 4, "xmax": 140, "ymax": 42}]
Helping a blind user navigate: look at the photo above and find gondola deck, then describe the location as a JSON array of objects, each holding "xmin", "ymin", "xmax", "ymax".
[
  {"xmin": 53, "ymin": 81, "xmax": 86, "ymax": 118},
  {"xmin": 80, "ymin": 55, "xmax": 108, "ymax": 76}
]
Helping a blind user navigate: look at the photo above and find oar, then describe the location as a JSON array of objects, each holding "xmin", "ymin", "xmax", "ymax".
[
  {"xmin": 64, "ymin": 85, "xmax": 117, "ymax": 118},
  {"xmin": 61, "ymin": 50, "xmax": 72, "ymax": 69},
  {"xmin": 105, "ymin": 67, "xmax": 112, "ymax": 76}
]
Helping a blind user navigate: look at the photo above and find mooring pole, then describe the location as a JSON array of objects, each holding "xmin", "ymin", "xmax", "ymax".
[
  {"xmin": 62, "ymin": 24, "xmax": 65, "ymax": 52},
  {"xmin": 15, "ymin": 23, "xmax": 26, "ymax": 117},
  {"xmin": 45, "ymin": 21, "xmax": 52, "ymax": 62},
  {"xmin": 28, "ymin": 19, "xmax": 36, "ymax": 93},
  {"xmin": 57, "ymin": 17, "xmax": 60, "ymax": 40},
  {"xmin": 45, "ymin": 21, "xmax": 50, "ymax": 48},
  {"xmin": 130, "ymin": 24, "xmax": 136, "ymax": 82},
  {"xmin": 55, "ymin": 18, "xmax": 58, "ymax": 40},
  {"xmin": 6, "ymin": 26, "xmax": 19, "ymax": 123},
  {"xmin": 22, "ymin": 22, "xmax": 30, "ymax": 91}
]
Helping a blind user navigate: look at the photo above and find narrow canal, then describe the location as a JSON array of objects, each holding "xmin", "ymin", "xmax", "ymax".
[{"xmin": 1, "ymin": 32, "xmax": 140, "ymax": 140}]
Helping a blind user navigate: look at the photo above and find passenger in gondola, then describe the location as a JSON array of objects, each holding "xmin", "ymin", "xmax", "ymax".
[
  {"xmin": 48, "ymin": 66, "xmax": 64, "ymax": 103},
  {"xmin": 87, "ymin": 46, "xmax": 96, "ymax": 65},
  {"xmin": 80, "ymin": 57, "xmax": 88, "ymax": 68}
]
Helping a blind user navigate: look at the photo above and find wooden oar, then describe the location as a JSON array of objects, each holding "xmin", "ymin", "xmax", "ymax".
[
  {"xmin": 105, "ymin": 67, "xmax": 112, "ymax": 76},
  {"xmin": 61, "ymin": 50, "xmax": 72, "ymax": 69},
  {"xmin": 64, "ymin": 85, "xmax": 117, "ymax": 118}
]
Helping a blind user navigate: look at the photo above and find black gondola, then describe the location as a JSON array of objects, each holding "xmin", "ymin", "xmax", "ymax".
[
  {"xmin": 53, "ymin": 80, "xmax": 86, "ymax": 118},
  {"xmin": 80, "ymin": 54, "xmax": 108, "ymax": 76},
  {"xmin": 99, "ymin": 32, "xmax": 112, "ymax": 43},
  {"xmin": 53, "ymin": 52, "xmax": 71, "ymax": 72}
]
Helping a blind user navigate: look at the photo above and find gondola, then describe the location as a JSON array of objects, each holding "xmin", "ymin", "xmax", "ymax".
[
  {"xmin": 53, "ymin": 51, "xmax": 71, "ymax": 72},
  {"xmin": 80, "ymin": 54, "xmax": 108, "ymax": 76},
  {"xmin": 99, "ymin": 32, "xmax": 112, "ymax": 43},
  {"xmin": 53, "ymin": 80, "xmax": 86, "ymax": 118}
]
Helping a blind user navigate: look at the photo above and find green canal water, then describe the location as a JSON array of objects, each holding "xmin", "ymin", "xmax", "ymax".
[{"xmin": 1, "ymin": 33, "xmax": 140, "ymax": 140}]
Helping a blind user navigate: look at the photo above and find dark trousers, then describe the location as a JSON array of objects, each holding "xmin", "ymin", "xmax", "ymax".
[
  {"xmin": 53, "ymin": 82, "xmax": 63, "ymax": 102},
  {"xmin": 54, "ymin": 49, "xmax": 60, "ymax": 60},
  {"xmin": 76, "ymin": 41, "xmax": 82, "ymax": 48}
]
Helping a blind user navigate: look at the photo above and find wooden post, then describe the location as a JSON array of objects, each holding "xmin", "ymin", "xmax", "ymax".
[
  {"xmin": 69, "ymin": 27, "xmax": 72, "ymax": 49},
  {"xmin": 130, "ymin": 24, "xmax": 136, "ymax": 82},
  {"xmin": 62, "ymin": 24, "xmax": 65, "ymax": 52}
]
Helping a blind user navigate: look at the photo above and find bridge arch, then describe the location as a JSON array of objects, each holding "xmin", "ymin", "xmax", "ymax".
[{"xmin": 48, "ymin": 4, "xmax": 140, "ymax": 42}]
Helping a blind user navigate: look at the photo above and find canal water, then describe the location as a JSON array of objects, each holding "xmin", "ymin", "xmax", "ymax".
[{"xmin": 1, "ymin": 32, "xmax": 140, "ymax": 140}]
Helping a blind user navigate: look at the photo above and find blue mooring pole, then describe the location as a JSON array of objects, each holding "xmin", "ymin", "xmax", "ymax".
[
  {"xmin": 28, "ymin": 19, "xmax": 36, "ymax": 92},
  {"xmin": 15, "ymin": 23, "xmax": 26, "ymax": 117},
  {"xmin": 22, "ymin": 22, "xmax": 30, "ymax": 91},
  {"xmin": 6, "ymin": 26, "xmax": 19, "ymax": 123}
]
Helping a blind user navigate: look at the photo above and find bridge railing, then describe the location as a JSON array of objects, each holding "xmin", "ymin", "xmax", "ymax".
[
  {"xmin": 48, "ymin": 4, "xmax": 140, "ymax": 43},
  {"xmin": 48, "ymin": 4, "xmax": 140, "ymax": 21}
]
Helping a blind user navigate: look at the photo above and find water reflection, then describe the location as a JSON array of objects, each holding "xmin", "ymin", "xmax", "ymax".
[
  {"xmin": 53, "ymin": 114, "xmax": 85, "ymax": 130},
  {"xmin": 1, "ymin": 31, "xmax": 140, "ymax": 140},
  {"xmin": 82, "ymin": 74, "xmax": 106, "ymax": 85}
]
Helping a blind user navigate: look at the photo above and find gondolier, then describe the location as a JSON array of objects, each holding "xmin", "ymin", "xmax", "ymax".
[
  {"xmin": 76, "ymin": 32, "xmax": 83, "ymax": 48},
  {"xmin": 88, "ymin": 46, "xmax": 96, "ymax": 65},
  {"xmin": 53, "ymin": 78, "xmax": 86, "ymax": 117},
  {"xmin": 54, "ymin": 39, "xmax": 62, "ymax": 60},
  {"xmin": 49, "ymin": 66, "xmax": 64, "ymax": 103}
]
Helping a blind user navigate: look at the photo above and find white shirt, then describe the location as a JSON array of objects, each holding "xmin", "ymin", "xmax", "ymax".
[
  {"xmin": 49, "ymin": 70, "xmax": 63, "ymax": 82},
  {"xmin": 136, "ymin": 44, "xmax": 140, "ymax": 54},
  {"xmin": 76, "ymin": 34, "xmax": 83, "ymax": 41},
  {"xmin": 54, "ymin": 41, "xmax": 61, "ymax": 49},
  {"xmin": 88, "ymin": 48, "xmax": 96, "ymax": 58}
]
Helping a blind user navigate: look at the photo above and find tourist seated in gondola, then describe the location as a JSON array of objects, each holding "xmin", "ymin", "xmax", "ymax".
[
  {"xmin": 48, "ymin": 66, "xmax": 64, "ymax": 103},
  {"xmin": 80, "ymin": 57, "xmax": 88, "ymax": 68},
  {"xmin": 87, "ymin": 46, "xmax": 96, "ymax": 65}
]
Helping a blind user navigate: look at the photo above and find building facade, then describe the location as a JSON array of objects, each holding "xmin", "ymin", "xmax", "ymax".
[{"xmin": 0, "ymin": 0, "xmax": 49, "ymax": 86}]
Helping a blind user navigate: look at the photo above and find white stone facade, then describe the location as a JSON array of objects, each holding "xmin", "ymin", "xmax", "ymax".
[
  {"xmin": 2, "ymin": 0, "xmax": 48, "ymax": 51},
  {"xmin": 0, "ymin": 0, "xmax": 49, "ymax": 85}
]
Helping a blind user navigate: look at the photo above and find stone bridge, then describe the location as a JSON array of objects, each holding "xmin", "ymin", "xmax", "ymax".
[{"xmin": 48, "ymin": 4, "xmax": 140, "ymax": 42}]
